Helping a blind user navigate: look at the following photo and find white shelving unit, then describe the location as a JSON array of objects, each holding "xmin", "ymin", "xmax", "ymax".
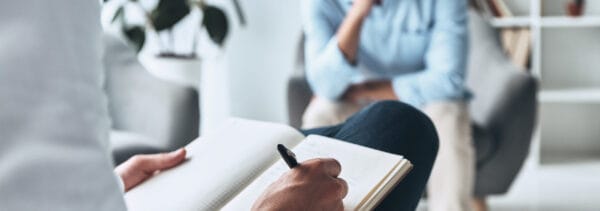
[
  {"xmin": 540, "ymin": 16, "xmax": 600, "ymax": 27},
  {"xmin": 539, "ymin": 89, "xmax": 600, "ymax": 103},
  {"xmin": 486, "ymin": 0, "xmax": 600, "ymax": 165},
  {"xmin": 489, "ymin": 16, "xmax": 532, "ymax": 27}
]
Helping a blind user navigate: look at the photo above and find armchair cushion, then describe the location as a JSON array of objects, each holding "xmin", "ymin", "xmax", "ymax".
[
  {"xmin": 110, "ymin": 131, "xmax": 163, "ymax": 165},
  {"xmin": 465, "ymin": 10, "xmax": 538, "ymax": 195},
  {"xmin": 103, "ymin": 34, "xmax": 200, "ymax": 152}
]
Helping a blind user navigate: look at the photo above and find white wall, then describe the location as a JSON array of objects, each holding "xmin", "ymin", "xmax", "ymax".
[{"xmin": 217, "ymin": 0, "xmax": 303, "ymax": 124}]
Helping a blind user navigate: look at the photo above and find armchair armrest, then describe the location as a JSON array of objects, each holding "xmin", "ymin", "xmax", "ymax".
[
  {"xmin": 470, "ymin": 67, "xmax": 538, "ymax": 195},
  {"xmin": 287, "ymin": 74, "xmax": 313, "ymax": 128}
]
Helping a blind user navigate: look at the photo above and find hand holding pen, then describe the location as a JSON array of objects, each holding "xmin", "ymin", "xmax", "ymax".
[{"xmin": 251, "ymin": 145, "xmax": 349, "ymax": 211}]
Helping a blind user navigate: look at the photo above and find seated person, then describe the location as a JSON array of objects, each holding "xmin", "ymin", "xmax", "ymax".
[
  {"xmin": 300, "ymin": 0, "xmax": 474, "ymax": 210},
  {"xmin": 0, "ymin": 1, "xmax": 436, "ymax": 210}
]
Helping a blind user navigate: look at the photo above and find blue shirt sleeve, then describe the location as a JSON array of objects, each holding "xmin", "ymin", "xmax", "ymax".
[
  {"xmin": 392, "ymin": 0, "xmax": 470, "ymax": 107},
  {"xmin": 301, "ymin": 0, "xmax": 359, "ymax": 101}
]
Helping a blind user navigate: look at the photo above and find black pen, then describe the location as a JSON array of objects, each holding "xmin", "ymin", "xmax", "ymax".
[{"xmin": 277, "ymin": 144, "xmax": 299, "ymax": 168}]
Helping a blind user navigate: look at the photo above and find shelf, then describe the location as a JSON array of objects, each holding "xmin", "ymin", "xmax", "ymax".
[
  {"xmin": 489, "ymin": 16, "xmax": 600, "ymax": 28},
  {"xmin": 539, "ymin": 89, "xmax": 600, "ymax": 103},
  {"xmin": 489, "ymin": 17, "xmax": 532, "ymax": 28},
  {"xmin": 540, "ymin": 16, "xmax": 600, "ymax": 28}
]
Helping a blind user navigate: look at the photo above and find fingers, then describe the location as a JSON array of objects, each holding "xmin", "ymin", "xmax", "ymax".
[
  {"xmin": 334, "ymin": 202, "xmax": 345, "ymax": 211},
  {"xmin": 319, "ymin": 158, "xmax": 342, "ymax": 178},
  {"xmin": 302, "ymin": 158, "xmax": 342, "ymax": 178},
  {"xmin": 317, "ymin": 159, "xmax": 348, "ymax": 200},
  {"xmin": 116, "ymin": 149, "xmax": 186, "ymax": 192},
  {"xmin": 132, "ymin": 148, "xmax": 187, "ymax": 173},
  {"xmin": 259, "ymin": 157, "xmax": 348, "ymax": 210},
  {"xmin": 334, "ymin": 177, "xmax": 349, "ymax": 200},
  {"xmin": 342, "ymin": 86, "xmax": 359, "ymax": 102}
]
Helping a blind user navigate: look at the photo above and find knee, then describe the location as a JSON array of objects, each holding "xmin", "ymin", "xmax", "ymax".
[
  {"xmin": 361, "ymin": 101, "xmax": 432, "ymax": 130},
  {"xmin": 302, "ymin": 98, "xmax": 362, "ymax": 129},
  {"xmin": 302, "ymin": 99, "xmax": 337, "ymax": 129},
  {"xmin": 360, "ymin": 101, "xmax": 439, "ymax": 157},
  {"xmin": 362, "ymin": 101, "xmax": 420, "ymax": 120}
]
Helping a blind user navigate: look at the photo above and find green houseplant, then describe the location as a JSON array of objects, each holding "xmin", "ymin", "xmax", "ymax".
[{"xmin": 105, "ymin": 0, "xmax": 246, "ymax": 58}]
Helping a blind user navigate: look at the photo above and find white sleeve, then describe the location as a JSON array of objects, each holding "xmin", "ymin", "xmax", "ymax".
[{"xmin": 0, "ymin": 1, "xmax": 127, "ymax": 210}]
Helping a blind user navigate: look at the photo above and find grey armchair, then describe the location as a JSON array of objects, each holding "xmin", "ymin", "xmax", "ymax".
[
  {"xmin": 103, "ymin": 34, "xmax": 200, "ymax": 165},
  {"xmin": 287, "ymin": 10, "xmax": 538, "ymax": 197}
]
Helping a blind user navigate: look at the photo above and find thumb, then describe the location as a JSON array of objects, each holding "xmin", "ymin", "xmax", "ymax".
[{"xmin": 137, "ymin": 148, "xmax": 187, "ymax": 173}]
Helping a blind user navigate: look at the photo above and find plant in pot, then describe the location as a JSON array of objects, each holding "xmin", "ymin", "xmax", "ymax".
[{"xmin": 104, "ymin": 0, "xmax": 246, "ymax": 86}]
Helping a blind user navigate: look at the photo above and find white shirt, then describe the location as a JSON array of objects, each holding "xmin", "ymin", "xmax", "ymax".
[{"xmin": 0, "ymin": 1, "xmax": 126, "ymax": 210}]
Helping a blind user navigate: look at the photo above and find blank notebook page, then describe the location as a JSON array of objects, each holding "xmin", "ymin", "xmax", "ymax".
[{"xmin": 124, "ymin": 119, "xmax": 305, "ymax": 211}]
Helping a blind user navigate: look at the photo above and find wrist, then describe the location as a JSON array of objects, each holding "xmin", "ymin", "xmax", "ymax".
[
  {"xmin": 348, "ymin": 3, "xmax": 372, "ymax": 19},
  {"xmin": 348, "ymin": 9, "xmax": 369, "ymax": 20}
]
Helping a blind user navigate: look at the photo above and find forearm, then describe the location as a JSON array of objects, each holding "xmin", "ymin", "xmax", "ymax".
[
  {"xmin": 336, "ymin": 1, "xmax": 372, "ymax": 63},
  {"xmin": 301, "ymin": 0, "xmax": 376, "ymax": 100},
  {"xmin": 392, "ymin": 70, "xmax": 469, "ymax": 108}
]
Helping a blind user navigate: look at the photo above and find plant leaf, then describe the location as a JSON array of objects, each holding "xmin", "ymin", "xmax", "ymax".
[
  {"xmin": 202, "ymin": 5, "xmax": 229, "ymax": 46},
  {"xmin": 123, "ymin": 26, "xmax": 146, "ymax": 52},
  {"xmin": 231, "ymin": 0, "xmax": 246, "ymax": 26},
  {"xmin": 111, "ymin": 6, "xmax": 125, "ymax": 23},
  {"xmin": 150, "ymin": 0, "xmax": 191, "ymax": 31}
]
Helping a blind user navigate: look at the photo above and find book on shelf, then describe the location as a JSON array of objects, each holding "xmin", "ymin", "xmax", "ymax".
[
  {"xmin": 477, "ymin": 0, "xmax": 531, "ymax": 71},
  {"xmin": 511, "ymin": 29, "xmax": 531, "ymax": 70},
  {"xmin": 501, "ymin": 28, "xmax": 518, "ymax": 54},
  {"xmin": 124, "ymin": 118, "xmax": 413, "ymax": 211},
  {"xmin": 480, "ymin": 0, "xmax": 513, "ymax": 18},
  {"xmin": 494, "ymin": 0, "xmax": 514, "ymax": 17},
  {"xmin": 500, "ymin": 28, "xmax": 531, "ymax": 71},
  {"xmin": 484, "ymin": 0, "xmax": 501, "ymax": 17}
]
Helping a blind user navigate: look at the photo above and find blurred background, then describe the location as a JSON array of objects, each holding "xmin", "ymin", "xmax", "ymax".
[{"xmin": 100, "ymin": 0, "xmax": 599, "ymax": 210}]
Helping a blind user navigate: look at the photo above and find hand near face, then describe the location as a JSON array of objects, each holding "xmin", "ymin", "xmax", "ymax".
[
  {"xmin": 252, "ymin": 158, "xmax": 349, "ymax": 211},
  {"xmin": 350, "ymin": 0, "xmax": 381, "ymax": 18},
  {"xmin": 115, "ymin": 149, "xmax": 187, "ymax": 192}
]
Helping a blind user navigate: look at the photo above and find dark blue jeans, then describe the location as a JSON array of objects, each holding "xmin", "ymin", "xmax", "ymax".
[{"xmin": 302, "ymin": 101, "xmax": 439, "ymax": 211}]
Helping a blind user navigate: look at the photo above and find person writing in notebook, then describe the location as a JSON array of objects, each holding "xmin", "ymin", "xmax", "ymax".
[
  {"xmin": 116, "ymin": 150, "xmax": 349, "ymax": 210},
  {"xmin": 116, "ymin": 101, "xmax": 438, "ymax": 211},
  {"xmin": 1, "ymin": 1, "xmax": 437, "ymax": 211},
  {"xmin": 301, "ymin": 0, "xmax": 474, "ymax": 210}
]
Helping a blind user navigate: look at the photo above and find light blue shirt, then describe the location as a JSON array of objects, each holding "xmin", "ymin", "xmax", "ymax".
[{"xmin": 301, "ymin": 0, "xmax": 471, "ymax": 107}]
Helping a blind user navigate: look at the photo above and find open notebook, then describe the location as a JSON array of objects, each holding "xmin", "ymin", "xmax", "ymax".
[{"xmin": 125, "ymin": 118, "xmax": 412, "ymax": 211}]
